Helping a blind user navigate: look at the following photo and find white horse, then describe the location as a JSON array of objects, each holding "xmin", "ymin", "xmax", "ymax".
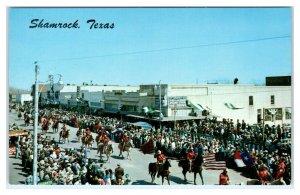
[
  {"xmin": 118, "ymin": 141, "xmax": 133, "ymax": 160},
  {"xmin": 97, "ymin": 143, "xmax": 114, "ymax": 162}
]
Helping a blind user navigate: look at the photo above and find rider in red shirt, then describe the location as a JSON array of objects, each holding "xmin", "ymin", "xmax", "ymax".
[
  {"xmin": 155, "ymin": 150, "xmax": 165, "ymax": 178},
  {"xmin": 187, "ymin": 148, "xmax": 195, "ymax": 172},
  {"xmin": 101, "ymin": 134, "xmax": 110, "ymax": 145},
  {"xmin": 156, "ymin": 150, "xmax": 165, "ymax": 164},
  {"xmin": 121, "ymin": 133, "xmax": 129, "ymax": 151}
]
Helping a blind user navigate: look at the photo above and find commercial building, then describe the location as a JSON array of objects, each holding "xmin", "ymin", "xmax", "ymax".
[{"xmin": 35, "ymin": 76, "xmax": 292, "ymax": 126}]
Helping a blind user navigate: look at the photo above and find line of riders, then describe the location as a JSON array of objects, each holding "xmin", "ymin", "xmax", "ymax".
[{"xmin": 16, "ymin": 108, "xmax": 289, "ymax": 185}]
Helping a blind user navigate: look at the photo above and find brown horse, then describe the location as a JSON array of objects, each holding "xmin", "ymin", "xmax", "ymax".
[
  {"xmin": 82, "ymin": 134, "xmax": 94, "ymax": 149},
  {"xmin": 59, "ymin": 130, "xmax": 70, "ymax": 144},
  {"xmin": 52, "ymin": 120, "xmax": 59, "ymax": 133},
  {"xmin": 76, "ymin": 129, "xmax": 84, "ymax": 143},
  {"xmin": 95, "ymin": 135, "xmax": 102, "ymax": 146},
  {"xmin": 148, "ymin": 159, "xmax": 171, "ymax": 185}
]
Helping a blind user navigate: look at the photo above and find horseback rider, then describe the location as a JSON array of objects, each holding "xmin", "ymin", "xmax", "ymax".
[
  {"xmin": 187, "ymin": 147, "xmax": 195, "ymax": 172},
  {"xmin": 155, "ymin": 150, "xmax": 165, "ymax": 177},
  {"xmin": 101, "ymin": 134, "xmax": 110, "ymax": 146},
  {"xmin": 122, "ymin": 132, "xmax": 129, "ymax": 151}
]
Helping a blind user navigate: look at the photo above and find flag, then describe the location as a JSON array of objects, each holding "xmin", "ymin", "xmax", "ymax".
[
  {"xmin": 240, "ymin": 151, "xmax": 254, "ymax": 166},
  {"xmin": 203, "ymin": 153, "xmax": 227, "ymax": 170},
  {"xmin": 233, "ymin": 151, "xmax": 246, "ymax": 168},
  {"xmin": 140, "ymin": 139, "xmax": 155, "ymax": 154}
]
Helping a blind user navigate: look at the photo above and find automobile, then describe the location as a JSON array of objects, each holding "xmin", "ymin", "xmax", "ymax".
[
  {"xmin": 9, "ymin": 129, "xmax": 29, "ymax": 155},
  {"xmin": 111, "ymin": 128, "xmax": 124, "ymax": 143}
]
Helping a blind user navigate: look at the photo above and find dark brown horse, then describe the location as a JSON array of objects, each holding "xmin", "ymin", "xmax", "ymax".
[
  {"xmin": 148, "ymin": 159, "xmax": 171, "ymax": 185},
  {"xmin": 52, "ymin": 120, "xmax": 59, "ymax": 133},
  {"xmin": 192, "ymin": 155, "xmax": 204, "ymax": 185},
  {"xmin": 178, "ymin": 155, "xmax": 204, "ymax": 185}
]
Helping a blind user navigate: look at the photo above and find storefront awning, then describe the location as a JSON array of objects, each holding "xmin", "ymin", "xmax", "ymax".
[
  {"xmin": 9, "ymin": 130, "xmax": 29, "ymax": 137},
  {"xmin": 224, "ymin": 103, "xmax": 243, "ymax": 110}
]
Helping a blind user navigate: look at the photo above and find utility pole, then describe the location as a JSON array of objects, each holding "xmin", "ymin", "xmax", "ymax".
[
  {"xmin": 159, "ymin": 80, "xmax": 162, "ymax": 134},
  {"xmin": 33, "ymin": 62, "xmax": 39, "ymax": 185},
  {"xmin": 174, "ymin": 104, "xmax": 177, "ymax": 131}
]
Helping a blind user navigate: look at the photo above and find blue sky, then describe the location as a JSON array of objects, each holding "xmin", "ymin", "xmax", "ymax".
[{"xmin": 8, "ymin": 7, "xmax": 292, "ymax": 90}]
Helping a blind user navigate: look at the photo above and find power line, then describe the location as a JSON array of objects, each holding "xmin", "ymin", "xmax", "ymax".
[{"xmin": 39, "ymin": 35, "xmax": 291, "ymax": 63}]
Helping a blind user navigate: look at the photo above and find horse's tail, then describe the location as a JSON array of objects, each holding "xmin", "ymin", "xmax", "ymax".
[
  {"xmin": 148, "ymin": 163, "xmax": 152, "ymax": 175},
  {"xmin": 178, "ymin": 160, "xmax": 181, "ymax": 167}
]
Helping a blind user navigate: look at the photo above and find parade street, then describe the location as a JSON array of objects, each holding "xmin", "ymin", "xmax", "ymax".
[{"xmin": 8, "ymin": 110, "xmax": 251, "ymax": 186}]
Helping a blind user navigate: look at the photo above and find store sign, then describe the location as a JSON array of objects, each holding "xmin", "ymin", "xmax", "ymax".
[{"xmin": 168, "ymin": 96, "xmax": 187, "ymax": 108}]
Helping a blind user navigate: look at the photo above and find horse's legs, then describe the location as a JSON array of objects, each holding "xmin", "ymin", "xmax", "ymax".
[
  {"xmin": 182, "ymin": 170, "xmax": 187, "ymax": 181},
  {"xmin": 199, "ymin": 171, "xmax": 204, "ymax": 185},
  {"xmin": 151, "ymin": 173, "xmax": 155, "ymax": 183},
  {"xmin": 127, "ymin": 151, "xmax": 131, "ymax": 160},
  {"xmin": 99, "ymin": 153, "xmax": 103, "ymax": 161}
]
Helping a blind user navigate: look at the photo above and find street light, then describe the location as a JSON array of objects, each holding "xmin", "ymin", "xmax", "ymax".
[
  {"xmin": 48, "ymin": 73, "xmax": 63, "ymax": 105},
  {"xmin": 33, "ymin": 62, "xmax": 39, "ymax": 185},
  {"xmin": 33, "ymin": 63, "xmax": 63, "ymax": 184}
]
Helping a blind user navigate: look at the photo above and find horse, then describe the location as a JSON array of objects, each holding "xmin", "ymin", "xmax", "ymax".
[
  {"xmin": 118, "ymin": 141, "xmax": 133, "ymax": 160},
  {"xmin": 95, "ymin": 135, "xmax": 102, "ymax": 146},
  {"xmin": 41, "ymin": 122, "xmax": 49, "ymax": 134},
  {"xmin": 52, "ymin": 120, "xmax": 59, "ymax": 133},
  {"xmin": 59, "ymin": 130, "xmax": 70, "ymax": 144},
  {"xmin": 178, "ymin": 159, "xmax": 189, "ymax": 182},
  {"xmin": 178, "ymin": 156, "xmax": 204, "ymax": 185},
  {"xmin": 97, "ymin": 143, "xmax": 114, "ymax": 162},
  {"xmin": 82, "ymin": 134, "xmax": 94, "ymax": 150},
  {"xmin": 192, "ymin": 155, "xmax": 204, "ymax": 185},
  {"xmin": 76, "ymin": 129, "xmax": 84, "ymax": 143},
  {"xmin": 148, "ymin": 159, "xmax": 171, "ymax": 185},
  {"xmin": 25, "ymin": 115, "xmax": 31, "ymax": 127}
]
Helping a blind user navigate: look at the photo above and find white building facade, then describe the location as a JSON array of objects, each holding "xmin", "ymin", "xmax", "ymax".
[
  {"xmin": 16, "ymin": 94, "xmax": 33, "ymax": 105},
  {"xmin": 139, "ymin": 84, "xmax": 292, "ymax": 126},
  {"xmin": 38, "ymin": 82, "xmax": 292, "ymax": 126}
]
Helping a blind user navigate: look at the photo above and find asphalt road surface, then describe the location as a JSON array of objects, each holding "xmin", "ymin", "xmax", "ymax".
[{"xmin": 8, "ymin": 110, "xmax": 251, "ymax": 187}]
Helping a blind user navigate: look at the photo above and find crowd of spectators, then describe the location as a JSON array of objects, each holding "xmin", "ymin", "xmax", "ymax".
[{"xmin": 10, "ymin": 106, "xmax": 291, "ymax": 185}]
